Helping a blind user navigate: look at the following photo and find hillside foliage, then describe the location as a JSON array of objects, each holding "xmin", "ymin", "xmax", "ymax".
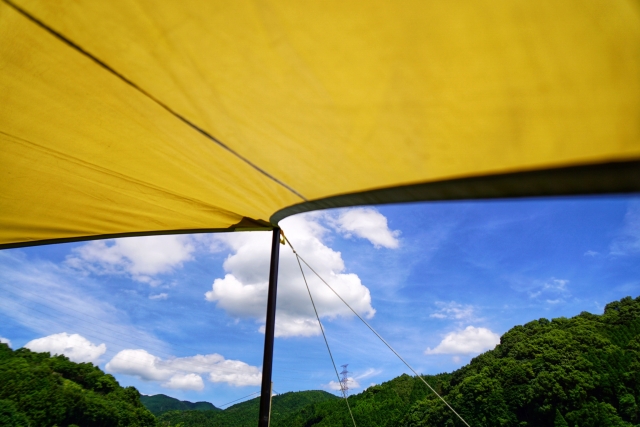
[
  {"xmin": 157, "ymin": 390, "xmax": 338, "ymax": 427},
  {"xmin": 0, "ymin": 344, "xmax": 155, "ymax": 427},
  {"xmin": 4, "ymin": 296, "xmax": 640, "ymax": 427},
  {"xmin": 140, "ymin": 393, "xmax": 219, "ymax": 416},
  {"xmin": 280, "ymin": 296, "xmax": 640, "ymax": 427}
]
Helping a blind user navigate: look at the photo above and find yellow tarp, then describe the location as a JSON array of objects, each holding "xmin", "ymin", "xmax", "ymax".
[{"xmin": 1, "ymin": 0, "xmax": 639, "ymax": 248}]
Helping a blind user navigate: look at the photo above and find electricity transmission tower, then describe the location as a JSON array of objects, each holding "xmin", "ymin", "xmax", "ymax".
[{"xmin": 340, "ymin": 364, "xmax": 350, "ymax": 396}]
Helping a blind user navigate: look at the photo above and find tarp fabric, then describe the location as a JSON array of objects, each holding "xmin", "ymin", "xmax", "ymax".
[{"xmin": 1, "ymin": 0, "xmax": 639, "ymax": 248}]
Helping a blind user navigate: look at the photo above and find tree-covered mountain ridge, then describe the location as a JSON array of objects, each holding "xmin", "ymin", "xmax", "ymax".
[
  {"xmin": 140, "ymin": 393, "xmax": 220, "ymax": 416},
  {"xmin": 0, "ymin": 343, "xmax": 155, "ymax": 427},
  {"xmin": 156, "ymin": 390, "xmax": 338, "ymax": 426},
  {"xmin": 3, "ymin": 295, "xmax": 640, "ymax": 427},
  {"xmin": 270, "ymin": 295, "xmax": 640, "ymax": 427}
]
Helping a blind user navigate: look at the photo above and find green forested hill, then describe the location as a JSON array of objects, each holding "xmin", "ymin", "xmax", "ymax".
[
  {"xmin": 280, "ymin": 296, "xmax": 640, "ymax": 427},
  {"xmin": 141, "ymin": 393, "xmax": 219, "ymax": 416},
  {"xmin": 157, "ymin": 390, "xmax": 338, "ymax": 427},
  {"xmin": 0, "ymin": 344, "xmax": 155, "ymax": 427},
  {"xmin": 5, "ymin": 296, "xmax": 640, "ymax": 427}
]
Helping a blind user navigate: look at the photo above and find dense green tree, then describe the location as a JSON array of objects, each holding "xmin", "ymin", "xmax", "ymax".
[
  {"xmin": 157, "ymin": 390, "xmax": 337, "ymax": 427},
  {"xmin": 8, "ymin": 295, "xmax": 640, "ymax": 427},
  {"xmin": 0, "ymin": 343, "xmax": 155, "ymax": 427},
  {"xmin": 141, "ymin": 393, "xmax": 219, "ymax": 416},
  {"xmin": 554, "ymin": 409, "xmax": 569, "ymax": 427},
  {"xmin": 0, "ymin": 399, "xmax": 30, "ymax": 426},
  {"xmin": 271, "ymin": 296, "xmax": 640, "ymax": 427}
]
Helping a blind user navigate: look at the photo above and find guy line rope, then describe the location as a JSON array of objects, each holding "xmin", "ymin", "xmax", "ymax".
[
  {"xmin": 290, "ymin": 238, "xmax": 358, "ymax": 427},
  {"xmin": 281, "ymin": 230, "xmax": 472, "ymax": 427}
]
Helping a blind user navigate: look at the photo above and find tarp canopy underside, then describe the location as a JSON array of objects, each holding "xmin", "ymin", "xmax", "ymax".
[{"xmin": 1, "ymin": 0, "xmax": 639, "ymax": 248}]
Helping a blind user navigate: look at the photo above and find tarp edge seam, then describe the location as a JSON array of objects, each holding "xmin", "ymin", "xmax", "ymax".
[
  {"xmin": 2, "ymin": 0, "xmax": 307, "ymax": 202},
  {"xmin": 0, "ymin": 219, "xmax": 274, "ymax": 250},
  {"xmin": 270, "ymin": 160, "xmax": 640, "ymax": 224}
]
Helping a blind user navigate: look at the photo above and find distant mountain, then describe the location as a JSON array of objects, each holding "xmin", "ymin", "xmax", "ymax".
[
  {"xmin": 157, "ymin": 389, "xmax": 338, "ymax": 426},
  {"xmin": 158, "ymin": 295, "xmax": 640, "ymax": 426},
  {"xmin": 141, "ymin": 393, "xmax": 219, "ymax": 416}
]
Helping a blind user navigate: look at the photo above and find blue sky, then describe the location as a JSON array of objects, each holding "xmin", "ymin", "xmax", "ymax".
[{"xmin": 1, "ymin": 195, "xmax": 639, "ymax": 407}]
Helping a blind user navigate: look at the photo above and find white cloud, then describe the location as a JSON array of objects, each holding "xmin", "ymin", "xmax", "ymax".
[
  {"xmin": 322, "ymin": 367, "xmax": 379, "ymax": 392},
  {"xmin": 0, "ymin": 252, "xmax": 168, "ymax": 357},
  {"xmin": 328, "ymin": 208, "xmax": 400, "ymax": 249},
  {"xmin": 205, "ymin": 213, "xmax": 376, "ymax": 337},
  {"xmin": 430, "ymin": 301, "xmax": 474, "ymax": 320},
  {"xmin": 610, "ymin": 202, "xmax": 640, "ymax": 256},
  {"xmin": 25, "ymin": 333, "xmax": 106, "ymax": 363},
  {"xmin": 425, "ymin": 326, "xmax": 500, "ymax": 355},
  {"xmin": 107, "ymin": 349, "xmax": 173, "ymax": 381},
  {"xmin": 544, "ymin": 279, "xmax": 569, "ymax": 291},
  {"xmin": 162, "ymin": 373, "xmax": 205, "ymax": 391},
  {"xmin": 325, "ymin": 377, "xmax": 361, "ymax": 391},
  {"xmin": 106, "ymin": 349, "xmax": 261, "ymax": 389},
  {"xmin": 0, "ymin": 336, "xmax": 11, "ymax": 348},
  {"xmin": 149, "ymin": 293, "xmax": 168, "ymax": 300},
  {"xmin": 66, "ymin": 235, "xmax": 195, "ymax": 284},
  {"xmin": 584, "ymin": 250, "xmax": 599, "ymax": 257},
  {"xmin": 205, "ymin": 358, "xmax": 263, "ymax": 386},
  {"xmin": 354, "ymin": 368, "xmax": 383, "ymax": 380},
  {"xmin": 528, "ymin": 277, "xmax": 571, "ymax": 304}
]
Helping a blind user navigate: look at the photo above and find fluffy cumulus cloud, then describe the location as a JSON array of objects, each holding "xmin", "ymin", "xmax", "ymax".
[
  {"xmin": 149, "ymin": 293, "xmax": 168, "ymax": 300},
  {"xmin": 0, "ymin": 336, "xmax": 11, "ymax": 348},
  {"xmin": 25, "ymin": 333, "xmax": 106, "ymax": 363},
  {"xmin": 205, "ymin": 213, "xmax": 376, "ymax": 337},
  {"xmin": 106, "ymin": 350, "xmax": 261, "ymax": 390},
  {"xmin": 163, "ymin": 374, "xmax": 205, "ymax": 390},
  {"xmin": 425, "ymin": 326, "xmax": 500, "ymax": 355},
  {"xmin": 430, "ymin": 301, "xmax": 475, "ymax": 320},
  {"xmin": 328, "ymin": 208, "xmax": 400, "ymax": 249},
  {"xmin": 66, "ymin": 235, "xmax": 195, "ymax": 284}
]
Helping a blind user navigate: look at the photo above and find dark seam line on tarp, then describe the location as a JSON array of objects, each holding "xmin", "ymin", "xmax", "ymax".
[
  {"xmin": 0, "ymin": 130, "xmax": 258, "ymax": 224},
  {"xmin": 270, "ymin": 160, "xmax": 640, "ymax": 224},
  {"xmin": 2, "ymin": 0, "xmax": 307, "ymax": 202},
  {"xmin": 0, "ymin": 226, "xmax": 274, "ymax": 250}
]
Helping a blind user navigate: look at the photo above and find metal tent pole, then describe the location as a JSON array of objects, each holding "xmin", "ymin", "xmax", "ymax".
[{"xmin": 258, "ymin": 227, "xmax": 281, "ymax": 427}]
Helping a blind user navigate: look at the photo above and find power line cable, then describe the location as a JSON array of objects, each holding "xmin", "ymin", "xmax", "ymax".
[
  {"xmin": 0, "ymin": 286, "xmax": 173, "ymax": 350},
  {"xmin": 217, "ymin": 388, "xmax": 281, "ymax": 409},
  {"xmin": 217, "ymin": 391, "xmax": 261, "ymax": 408},
  {"xmin": 0, "ymin": 282, "xmax": 264, "ymax": 365},
  {"xmin": 0, "ymin": 299, "xmax": 163, "ymax": 353},
  {"xmin": 1, "ymin": 300, "xmax": 324, "ymax": 390},
  {"xmin": 0, "ymin": 300, "xmax": 260, "ymax": 379},
  {"xmin": 282, "ymin": 232, "xmax": 471, "ymax": 427},
  {"xmin": 0, "ymin": 284, "xmax": 219, "ymax": 356},
  {"xmin": 0, "ymin": 301, "xmax": 264, "ymax": 378}
]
